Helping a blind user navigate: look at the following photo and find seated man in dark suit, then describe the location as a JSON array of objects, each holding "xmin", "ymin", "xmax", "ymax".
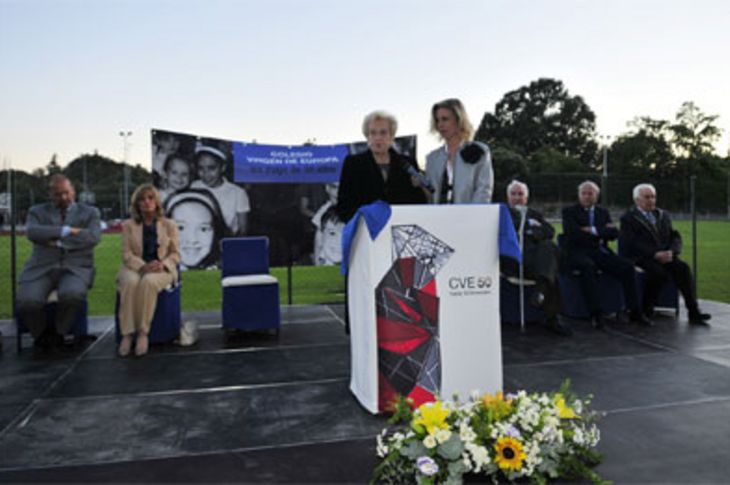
[
  {"xmin": 619, "ymin": 183, "xmax": 710, "ymax": 325},
  {"xmin": 561, "ymin": 181, "xmax": 650, "ymax": 327},
  {"xmin": 502, "ymin": 180, "xmax": 571, "ymax": 336},
  {"xmin": 17, "ymin": 174, "xmax": 101, "ymax": 351}
]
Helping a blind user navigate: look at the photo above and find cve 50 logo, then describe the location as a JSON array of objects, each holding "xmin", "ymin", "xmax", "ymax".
[{"xmin": 448, "ymin": 275, "xmax": 493, "ymax": 290}]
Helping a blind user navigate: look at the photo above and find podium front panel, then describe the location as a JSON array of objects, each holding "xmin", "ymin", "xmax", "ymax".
[{"xmin": 348, "ymin": 205, "xmax": 503, "ymax": 414}]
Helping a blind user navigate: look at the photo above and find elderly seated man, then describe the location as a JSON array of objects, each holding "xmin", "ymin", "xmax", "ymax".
[
  {"xmin": 16, "ymin": 174, "xmax": 101, "ymax": 351},
  {"xmin": 502, "ymin": 180, "xmax": 571, "ymax": 336},
  {"xmin": 619, "ymin": 183, "xmax": 710, "ymax": 325},
  {"xmin": 561, "ymin": 180, "xmax": 650, "ymax": 328}
]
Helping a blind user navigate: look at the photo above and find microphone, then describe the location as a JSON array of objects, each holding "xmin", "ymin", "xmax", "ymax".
[{"xmin": 401, "ymin": 159, "xmax": 435, "ymax": 193}]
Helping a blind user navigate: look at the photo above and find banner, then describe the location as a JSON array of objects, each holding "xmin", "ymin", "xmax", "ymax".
[
  {"xmin": 233, "ymin": 143, "xmax": 349, "ymax": 184},
  {"xmin": 151, "ymin": 129, "xmax": 417, "ymax": 269}
]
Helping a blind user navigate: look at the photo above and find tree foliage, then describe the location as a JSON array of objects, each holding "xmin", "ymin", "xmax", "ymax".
[
  {"xmin": 476, "ymin": 78, "xmax": 598, "ymax": 167},
  {"xmin": 611, "ymin": 102, "xmax": 725, "ymax": 179},
  {"xmin": 670, "ymin": 101, "xmax": 722, "ymax": 160}
]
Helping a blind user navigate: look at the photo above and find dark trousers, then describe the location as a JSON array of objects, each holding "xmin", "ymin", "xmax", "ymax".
[
  {"xmin": 565, "ymin": 249, "xmax": 640, "ymax": 316},
  {"xmin": 638, "ymin": 258, "xmax": 697, "ymax": 311},
  {"xmin": 503, "ymin": 240, "xmax": 561, "ymax": 318},
  {"xmin": 17, "ymin": 269, "xmax": 87, "ymax": 338}
]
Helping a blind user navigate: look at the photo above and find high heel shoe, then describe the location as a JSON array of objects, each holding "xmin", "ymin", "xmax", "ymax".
[
  {"xmin": 135, "ymin": 333, "xmax": 149, "ymax": 356},
  {"xmin": 118, "ymin": 335, "xmax": 133, "ymax": 357}
]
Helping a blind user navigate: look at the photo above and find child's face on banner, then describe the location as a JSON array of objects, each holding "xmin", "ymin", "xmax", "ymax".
[
  {"xmin": 197, "ymin": 154, "xmax": 224, "ymax": 187},
  {"xmin": 173, "ymin": 202, "xmax": 215, "ymax": 268},
  {"xmin": 167, "ymin": 158, "xmax": 191, "ymax": 191}
]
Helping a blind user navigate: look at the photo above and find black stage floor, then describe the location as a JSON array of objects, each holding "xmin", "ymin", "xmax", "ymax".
[{"xmin": 1, "ymin": 300, "xmax": 729, "ymax": 483}]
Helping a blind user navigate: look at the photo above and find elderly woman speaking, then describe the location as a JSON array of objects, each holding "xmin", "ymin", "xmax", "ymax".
[
  {"xmin": 336, "ymin": 110, "xmax": 427, "ymax": 222},
  {"xmin": 117, "ymin": 184, "xmax": 180, "ymax": 357}
]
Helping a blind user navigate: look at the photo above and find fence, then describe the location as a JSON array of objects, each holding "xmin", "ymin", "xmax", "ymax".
[
  {"xmin": 492, "ymin": 173, "xmax": 730, "ymax": 219},
  {"xmin": 2, "ymin": 170, "xmax": 728, "ymax": 320}
]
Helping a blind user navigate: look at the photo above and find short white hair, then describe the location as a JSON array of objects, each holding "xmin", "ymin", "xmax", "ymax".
[
  {"xmin": 361, "ymin": 110, "xmax": 398, "ymax": 138},
  {"xmin": 633, "ymin": 183, "xmax": 656, "ymax": 201},
  {"xmin": 506, "ymin": 180, "xmax": 529, "ymax": 198},
  {"xmin": 578, "ymin": 180, "xmax": 600, "ymax": 195}
]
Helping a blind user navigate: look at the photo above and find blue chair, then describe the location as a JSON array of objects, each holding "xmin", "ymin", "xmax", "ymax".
[
  {"xmin": 221, "ymin": 237, "xmax": 280, "ymax": 335},
  {"xmin": 114, "ymin": 273, "xmax": 182, "ymax": 344},
  {"xmin": 499, "ymin": 275, "xmax": 547, "ymax": 325},
  {"xmin": 557, "ymin": 235, "xmax": 626, "ymax": 319},
  {"xmin": 15, "ymin": 290, "xmax": 89, "ymax": 352}
]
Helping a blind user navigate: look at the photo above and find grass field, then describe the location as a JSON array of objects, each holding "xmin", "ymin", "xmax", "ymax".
[{"xmin": 1, "ymin": 220, "xmax": 727, "ymax": 319}]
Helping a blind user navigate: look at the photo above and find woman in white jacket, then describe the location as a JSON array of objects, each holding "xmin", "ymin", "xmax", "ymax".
[{"xmin": 425, "ymin": 98, "xmax": 493, "ymax": 204}]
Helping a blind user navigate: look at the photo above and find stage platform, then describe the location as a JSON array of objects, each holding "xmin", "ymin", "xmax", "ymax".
[{"xmin": 1, "ymin": 300, "xmax": 729, "ymax": 483}]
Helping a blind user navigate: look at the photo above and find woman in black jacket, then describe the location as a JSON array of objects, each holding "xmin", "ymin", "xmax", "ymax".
[{"xmin": 336, "ymin": 110, "xmax": 428, "ymax": 223}]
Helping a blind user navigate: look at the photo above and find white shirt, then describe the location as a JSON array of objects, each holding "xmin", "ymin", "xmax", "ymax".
[{"xmin": 191, "ymin": 178, "xmax": 250, "ymax": 234}]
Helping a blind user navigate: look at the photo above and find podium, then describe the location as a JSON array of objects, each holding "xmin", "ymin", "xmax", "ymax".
[{"xmin": 346, "ymin": 204, "xmax": 511, "ymax": 414}]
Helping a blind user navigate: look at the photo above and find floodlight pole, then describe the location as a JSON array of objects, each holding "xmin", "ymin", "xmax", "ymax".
[
  {"xmin": 601, "ymin": 135, "xmax": 611, "ymax": 207},
  {"xmin": 119, "ymin": 130, "xmax": 132, "ymax": 215}
]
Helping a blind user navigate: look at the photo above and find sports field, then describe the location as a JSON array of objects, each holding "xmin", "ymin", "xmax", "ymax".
[{"xmin": 0, "ymin": 220, "xmax": 727, "ymax": 319}]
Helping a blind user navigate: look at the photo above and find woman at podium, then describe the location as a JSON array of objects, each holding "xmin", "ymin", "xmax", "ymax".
[
  {"xmin": 336, "ymin": 110, "xmax": 428, "ymax": 223},
  {"xmin": 425, "ymin": 98, "xmax": 493, "ymax": 204}
]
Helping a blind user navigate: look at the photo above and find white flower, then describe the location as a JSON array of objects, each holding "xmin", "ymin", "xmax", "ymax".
[
  {"xmin": 376, "ymin": 432, "xmax": 388, "ymax": 457},
  {"xmin": 423, "ymin": 434, "xmax": 437, "ymax": 449},
  {"xmin": 416, "ymin": 456, "xmax": 439, "ymax": 476},
  {"xmin": 572, "ymin": 427, "xmax": 585, "ymax": 445},
  {"xmin": 459, "ymin": 422, "xmax": 476, "ymax": 443},
  {"xmin": 435, "ymin": 428, "xmax": 452, "ymax": 444},
  {"xmin": 466, "ymin": 443, "xmax": 491, "ymax": 472},
  {"xmin": 462, "ymin": 452, "xmax": 473, "ymax": 471}
]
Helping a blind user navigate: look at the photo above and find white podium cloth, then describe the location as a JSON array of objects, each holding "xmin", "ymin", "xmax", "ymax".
[{"xmin": 348, "ymin": 204, "xmax": 503, "ymax": 414}]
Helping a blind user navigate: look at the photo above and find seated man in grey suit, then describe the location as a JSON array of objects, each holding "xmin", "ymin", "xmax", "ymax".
[{"xmin": 17, "ymin": 174, "xmax": 101, "ymax": 350}]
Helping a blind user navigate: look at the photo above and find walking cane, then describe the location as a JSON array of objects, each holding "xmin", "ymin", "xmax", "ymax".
[{"xmin": 517, "ymin": 205, "xmax": 528, "ymax": 333}]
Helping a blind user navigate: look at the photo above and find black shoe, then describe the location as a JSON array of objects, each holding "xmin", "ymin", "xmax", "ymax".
[
  {"xmin": 643, "ymin": 306, "xmax": 656, "ymax": 319},
  {"xmin": 547, "ymin": 317, "xmax": 572, "ymax": 336},
  {"xmin": 630, "ymin": 310, "xmax": 653, "ymax": 326},
  {"xmin": 689, "ymin": 310, "xmax": 711, "ymax": 325},
  {"xmin": 591, "ymin": 315, "xmax": 605, "ymax": 330},
  {"xmin": 529, "ymin": 291, "xmax": 546, "ymax": 309}
]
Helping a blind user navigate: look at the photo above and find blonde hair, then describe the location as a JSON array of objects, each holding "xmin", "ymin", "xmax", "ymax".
[
  {"xmin": 361, "ymin": 110, "xmax": 398, "ymax": 138},
  {"xmin": 129, "ymin": 184, "xmax": 164, "ymax": 223},
  {"xmin": 430, "ymin": 98, "xmax": 474, "ymax": 142}
]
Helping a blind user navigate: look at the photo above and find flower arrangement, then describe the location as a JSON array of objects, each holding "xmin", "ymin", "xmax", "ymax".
[{"xmin": 372, "ymin": 381, "xmax": 604, "ymax": 484}]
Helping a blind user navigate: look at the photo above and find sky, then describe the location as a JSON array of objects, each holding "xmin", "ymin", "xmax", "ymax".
[{"xmin": 1, "ymin": 0, "xmax": 729, "ymax": 173}]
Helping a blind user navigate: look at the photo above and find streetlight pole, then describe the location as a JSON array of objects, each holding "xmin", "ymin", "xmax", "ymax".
[
  {"xmin": 119, "ymin": 130, "xmax": 132, "ymax": 216},
  {"xmin": 601, "ymin": 135, "xmax": 611, "ymax": 207}
]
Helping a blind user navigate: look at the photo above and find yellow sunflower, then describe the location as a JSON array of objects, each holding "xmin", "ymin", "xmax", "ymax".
[
  {"xmin": 494, "ymin": 436, "xmax": 527, "ymax": 471},
  {"xmin": 412, "ymin": 401, "xmax": 450, "ymax": 435}
]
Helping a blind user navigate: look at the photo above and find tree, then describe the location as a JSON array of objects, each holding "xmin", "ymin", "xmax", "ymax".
[
  {"xmin": 610, "ymin": 132, "xmax": 675, "ymax": 178},
  {"xmin": 46, "ymin": 154, "xmax": 61, "ymax": 175},
  {"xmin": 489, "ymin": 146, "xmax": 529, "ymax": 183},
  {"xmin": 475, "ymin": 78, "xmax": 598, "ymax": 167},
  {"xmin": 528, "ymin": 147, "xmax": 584, "ymax": 174},
  {"xmin": 670, "ymin": 101, "xmax": 722, "ymax": 160}
]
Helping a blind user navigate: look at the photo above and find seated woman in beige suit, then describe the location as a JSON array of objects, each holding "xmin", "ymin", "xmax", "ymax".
[{"xmin": 117, "ymin": 184, "xmax": 180, "ymax": 357}]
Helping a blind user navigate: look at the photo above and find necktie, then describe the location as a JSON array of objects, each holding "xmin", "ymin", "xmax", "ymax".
[
  {"xmin": 588, "ymin": 208, "xmax": 594, "ymax": 227},
  {"xmin": 60, "ymin": 208, "xmax": 66, "ymax": 224},
  {"xmin": 646, "ymin": 211, "xmax": 656, "ymax": 226}
]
